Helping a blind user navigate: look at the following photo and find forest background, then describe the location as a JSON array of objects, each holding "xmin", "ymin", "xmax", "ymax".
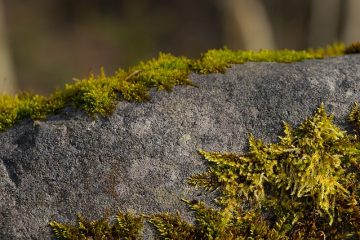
[{"xmin": 0, "ymin": 0, "xmax": 359, "ymax": 95}]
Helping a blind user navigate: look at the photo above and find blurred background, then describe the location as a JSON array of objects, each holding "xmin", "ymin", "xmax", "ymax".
[{"xmin": 0, "ymin": 0, "xmax": 359, "ymax": 95}]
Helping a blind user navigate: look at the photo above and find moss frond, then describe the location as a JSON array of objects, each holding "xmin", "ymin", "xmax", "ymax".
[
  {"xmin": 147, "ymin": 212, "xmax": 196, "ymax": 240},
  {"xmin": 349, "ymin": 102, "xmax": 360, "ymax": 132},
  {"xmin": 115, "ymin": 212, "xmax": 144, "ymax": 239},
  {"xmin": 0, "ymin": 93, "xmax": 49, "ymax": 131},
  {"xmin": 345, "ymin": 41, "xmax": 360, "ymax": 54},
  {"xmin": 185, "ymin": 104, "xmax": 360, "ymax": 239},
  {"xmin": 63, "ymin": 68, "xmax": 120, "ymax": 115},
  {"xmin": 307, "ymin": 42, "xmax": 346, "ymax": 58},
  {"xmin": 49, "ymin": 212, "xmax": 143, "ymax": 240},
  {"xmin": 129, "ymin": 52, "xmax": 193, "ymax": 91},
  {"xmin": 191, "ymin": 47, "xmax": 244, "ymax": 74},
  {"xmin": 49, "ymin": 221, "xmax": 75, "ymax": 240}
]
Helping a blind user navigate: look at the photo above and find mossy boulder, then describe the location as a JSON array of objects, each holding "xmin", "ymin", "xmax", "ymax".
[{"xmin": 0, "ymin": 52, "xmax": 360, "ymax": 239}]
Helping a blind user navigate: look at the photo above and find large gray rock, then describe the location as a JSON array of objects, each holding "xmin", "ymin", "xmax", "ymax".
[{"xmin": 1, "ymin": 55, "xmax": 360, "ymax": 239}]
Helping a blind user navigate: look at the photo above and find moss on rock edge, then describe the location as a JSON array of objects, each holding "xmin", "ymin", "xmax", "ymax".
[
  {"xmin": 0, "ymin": 41, "xmax": 360, "ymax": 239},
  {"xmin": 0, "ymin": 42, "xmax": 355, "ymax": 132}
]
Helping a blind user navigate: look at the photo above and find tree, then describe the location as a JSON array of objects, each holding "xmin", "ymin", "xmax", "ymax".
[
  {"xmin": 217, "ymin": 0, "xmax": 275, "ymax": 50},
  {"xmin": 0, "ymin": 0, "xmax": 16, "ymax": 94}
]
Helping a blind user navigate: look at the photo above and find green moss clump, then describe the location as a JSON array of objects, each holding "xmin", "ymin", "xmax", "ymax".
[
  {"xmin": 129, "ymin": 53, "xmax": 193, "ymax": 91},
  {"xmin": 49, "ymin": 212, "xmax": 143, "ymax": 240},
  {"xmin": 0, "ymin": 93, "xmax": 49, "ymax": 131},
  {"xmin": 0, "ymin": 53, "xmax": 192, "ymax": 130},
  {"xmin": 50, "ymin": 104, "xmax": 360, "ymax": 239},
  {"xmin": 345, "ymin": 42, "xmax": 360, "ymax": 54},
  {"xmin": 57, "ymin": 53, "xmax": 194, "ymax": 114},
  {"xmin": 192, "ymin": 42, "xmax": 345, "ymax": 74},
  {"xmin": 61, "ymin": 68, "xmax": 121, "ymax": 115},
  {"xmin": 147, "ymin": 212, "xmax": 196, "ymax": 239},
  {"xmin": 0, "ymin": 42, "xmax": 353, "ymax": 132},
  {"xmin": 306, "ymin": 42, "xmax": 346, "ymax": 58},
  {"xmin": 349, "ymin": 102, "xmax": 360, "ymax": 132}
]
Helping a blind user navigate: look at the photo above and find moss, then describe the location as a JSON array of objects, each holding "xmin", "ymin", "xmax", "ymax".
[
  {"xmin": 129, "ymin": 53, "xmax": 193, "ymax": 91},
  {"xmin": 0, "ymin": 93, "xmax": 49, "ymax": 131},
  {"xmin": 0, "ymin": 53, "xmax": 193, "ymax": 131},
  {"xmin": 0, "ymin": 42, "xmax": 352, "ymax": 132},
  {"xmin": 147, "ymin": 212, "xmax": 196, "ymax": 239},
  {"xmin": 50, "ymin": 104, "xmax": 360, "ymax": 239},
  {"xmin": 192, "ymin": 42, "xmax": 345, "ymax": 74},
  {"xmin": 2, "ymin": 42, "xmax": 359, "ymax": 238},
  {"xmin": 345, "ymin": 42, "xmax": 360, "ymax": 54},
  {"xmin": 49, "ymin": 212, "xmax": 143, "ymax": 240},
  {"xmin": 349, "ymin": 102, "xmax": 360, "ymax": 132}
]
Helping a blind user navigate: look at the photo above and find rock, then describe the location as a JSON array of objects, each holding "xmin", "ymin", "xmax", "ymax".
[{"xmin": 0, "ymin": 55, "xmax": 360, "ymax": 239}]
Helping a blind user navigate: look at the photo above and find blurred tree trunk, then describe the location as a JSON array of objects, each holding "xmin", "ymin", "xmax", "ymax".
[
  {"xmin": 0, "ymin": 0, "xmax": 16, "ymax": 94},
  {"xmin": 218, "ymin": 0, "xmax": 275, "ymax": 50},
  {"xmin": 343, "ymin": 0, "xmax": 360, "ymax": 44},
  {"xmin": 307, "ymin": 0, "xmax": 360, "ymax": 46},
  {"xmin": 307, "ymin": 0, "xmax": 341, "ymax": 48}
]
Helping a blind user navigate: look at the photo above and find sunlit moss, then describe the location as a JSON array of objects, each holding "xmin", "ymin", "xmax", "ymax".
[
  {"xmin": 192, "ymin": 42, "xmax": 345, "ymax": 74},
  {"xmin": 2, "ymin": 41, "xmax": 360, "ymax": 239},
  {"xmin": 0, "ymin": 42, "xmax": 354, "ymax": 132},
  {"xmin": 0, "ymin": 53, "xmax": 193, "ymax": 130},
  {"xmin": 0, "ymin": 93, "xmax": 49, "ymax": 131},
  {"xmin": 62, "ymin": 68, "xmax": 120, "ymax": 115},
  {"xmin": 149, "ymin": 104, "xmax": 360, "ymax": 239},
  {"xmin": 50, "ymin": 104, "xmax": 360, "ymax": 239},
  {"xmin": 129, "ymin": 52, "xmax": 193, "ymax": 91},
  {"xmin": 307, "ymin": 42, "xmax": 346, "ymax": 58}
]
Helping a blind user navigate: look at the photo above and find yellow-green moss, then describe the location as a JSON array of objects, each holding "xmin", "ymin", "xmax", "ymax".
[
  {"xmin": 0, "ymin": 53, "xmax": 193, "ymax": 131},
  {"xmin": 50, "ymin": 104, "xmax": 360, "ymax": 240},
  {"xmin": 1, "ymin": 42, "xmax": 359, "ymax": 238},
  {"xmin": 0, "ymin": 42, "xmax": 352, "ymax": 132},
  {"xmin": 349, "ymin": 102, "xmax": 360, "ymax": 132},
  {"xmin": 49, "ymin": 212, "xmax": 143, "ymax": 240},
  {"xmin": 192, "ymin": 42, "xmax": 345, "ymax": 74}
]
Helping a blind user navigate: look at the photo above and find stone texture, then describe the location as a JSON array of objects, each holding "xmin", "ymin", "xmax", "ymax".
[{"xmin": 1, "ymin": 55, "xmax": 360, "ymax": 239}]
